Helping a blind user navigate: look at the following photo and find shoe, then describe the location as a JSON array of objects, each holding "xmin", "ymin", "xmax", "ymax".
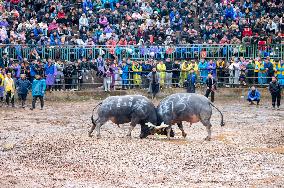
[
  {"xmin": 40, "ymin": 108, "xmax": 43, "ymax": 110},
  {"xmin": 277, "ymin": 107, "xmax": 280, "ymax": 111},
  {"xmin": 272, "ymin": 106, "xmax": 276, "ymax": 110},
  {"xmin": 30, "ymin": 108, "xmax": 34, "ymax": 110}
]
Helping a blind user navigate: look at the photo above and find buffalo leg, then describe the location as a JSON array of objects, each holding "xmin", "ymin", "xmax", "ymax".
[
  {"xmin": 177, "ymin": 122, "xmax": 187, "ymax": 138},
  {"xmin": 89, "ymin": 117, "xmax": 98, "ymax": 137},
  {"xmin": 95, "ymin": 122, "xmax": 103, "ymax": 139},
  {"xmin": 127, "ymin": 118, "xmax": 138, "ymax": 137},
  {"xmin": 201, "ymin": 119, "xmax": 212, "ymax": 141},
  {"xmin": 166, "ymin": 125, "xmax": 172, "ymax": 140}
]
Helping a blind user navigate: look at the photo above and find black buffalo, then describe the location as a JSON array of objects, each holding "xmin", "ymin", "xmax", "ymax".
[
  {"xmin": 89, "ymin": 95, "xmax": 163, "ymax": 138},
  {"xmin": 149, "ymin": 93, "xmax": 225, "ymax": 140}
]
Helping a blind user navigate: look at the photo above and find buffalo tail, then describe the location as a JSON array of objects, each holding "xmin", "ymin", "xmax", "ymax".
[{"xmin": 210, "ymin": 102, "xmax": 225, "ymax": 126}]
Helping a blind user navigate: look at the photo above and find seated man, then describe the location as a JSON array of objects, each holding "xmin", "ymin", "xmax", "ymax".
[{"xmin": 247, "ymin": 86, "xmax": 261, "ymax": 105}]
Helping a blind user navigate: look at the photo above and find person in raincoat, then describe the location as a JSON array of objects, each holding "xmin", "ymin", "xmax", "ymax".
[
  {"xmin": 228, "ymin": 60, "xmax": 240, "ymax": 86},
  {"xmin": 180, "ymin": 61, "xmax": 190, "ymax": 86},
  {"xmin": 0, "ymin": 69, "xmax": 4, "ymax": 105},
  {"xmin": 276, "ymin": 60, "xmax": 284, "ymax": 86},
  {"xmin": 186, "ymin": 69, "xmax": 197, "ymax": 93},
  {"xmin": 255, "ymin": 59, "xmax": 266, "ymax": 85},
  {"xmin": 247, "ymin": 86, "xmax": 261, "ymax": 105},
  {"xmin": 4, "ymin": 73, "xmax": 15, "ymax": 107},
  {"xmin": 198, "ymin": 58, "xmax": 208, "ymax": 83},
  {"xmin": 207, "ymin": 60, "xmax": 217, "ymax": 78},
  {"xmin": 132, "ymin": 61, "xmax": 142, "ymax": 87},
  {"xmin": 157, "ymin": 61, "xmax": 166, "ymax": 88},
  {"xmin": 253, "ymin": 57, "xmax": 261, "ymax": 84},
  {"xmin": 30, "ymin": 75, "xmax": 46, "ymax": 110},
  {"xmin": 121, "ymin": 61, "xmax": 129, "ymax": 89},
  {"xmin": 16, "ymin": 74, "xmax": 31, "ymax": 108},
  {"xmin": 44, "ymin": 59, "xmax": 57, "ymax": 92}
]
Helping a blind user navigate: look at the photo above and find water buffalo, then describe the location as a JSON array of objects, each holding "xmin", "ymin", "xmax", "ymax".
[
  {"xmin": 89, "ymin": 95, "xmax": 165, "ymax": 138},
  {"xmin": 149, "ymin": 93, "xmax": 225, "ymax": 140}
]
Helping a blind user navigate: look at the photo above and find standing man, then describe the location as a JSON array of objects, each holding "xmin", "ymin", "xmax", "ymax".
[
  {"xmin": 165, "ymin": 58, "xmax": 173, "ymax": 88},
  {"xmin": 30, "ymin": 75, "xmax": 46, "ymax": 110},
  {"xmin": 16, "ymin": 74, "xmax": 31, "ymax": 108},
  {"xmin": 172, "ymin": 61, "xmax": 180, "ymax": 87},
  {"xmin": 264, "ymin": 57, "xmax": 274, "ymax": 84},
  {"xmin": 147, "ymin": 67, "xmax": 160, "ymax": 99},
  {"xmin": 4, "ymin": 73, "xmax": 15, "ymax": 107},
  {"xmin": 269, "ymin": 76, "xmax": 281, "ymax": 110},
  {"xmin": 205, "ymin": 74, "xmax": 217, "ymax": 103},
  {"xmin": 186, "ymin": 69, "xmax": 197, "ymax": 93}
]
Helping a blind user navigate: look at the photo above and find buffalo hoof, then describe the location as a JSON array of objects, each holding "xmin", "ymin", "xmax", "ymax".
[
  {"xmin": 88, "ymin": 132, "xmax": 93, "ymax": 137},
  {"xmin": 204, "ymin": 136, "xmax": 211, "ymax": 141},
  {"xmin": 96, "ymin": 135, "xmax": 102, "ymax": 139},
  {"xmin": 182, "ymin": 132, "xmax": 187, "ymax": 138}
]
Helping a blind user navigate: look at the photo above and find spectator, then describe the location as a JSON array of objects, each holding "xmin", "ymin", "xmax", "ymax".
[
  {"xmin": 264, "ymin": 57, "xmax": 274, "ymax": 84},
  {"xmin": 141, "ymin": 61, "xmax": 152, "ymax": 89},
  {"xmin": 216, "ymin": 59, "xmax": 226, "ymax": 84},
  {"xmin": 246, "ymin": 60, "xmax": 255, "ymax": 85},
  {"xmin": 45, "ymin": 59, "xmax": 57, "ymax": 92},
  {"xmin": 132, "ymin": 61, "xmax": 142, "ymax": 87},
  {"xmin": 4, "ymin": 73, "xmax": 15, "ymax": 107},
  {"xmin": 205, "ymin": 74, "xmax": 217, "ymax": 103},
  {"xmin": 79, "ymin": 14, "xmax": 89, "ymax": 30},
  {"xmin": 157, "ymin": 61, "xmax": 166, "ymax": 88},
  {"xmin": 180, "ymin": 61, "xmax": 190, "ymax": 86},
  {"xmin": 229, "ymin": 60, "xmax": 240, "ymax": 86},
  {"xmin": 147, "ymin": 67, "xmax": 160, "ymax": 99},
  {"xmin": 121, "ymin": 61, "xmax": 129, "ymax": 90},
  {"xmin": 269, "ymin": 76, "xmax": 281, "ymax": 110},
  {"xmin": 186, "ymin": 69, "xmax": 197, "ymax": 93},
  {"xmin": 276, "ymin": 60, "xmax": 284, "ymax": 86},
  {"xmin": 172, "ymin": 60, "xmax": 180, "ymax": 87},
  {"xmin": 16, "ymin": 74, "xmax": 31, "ymax": 108},
  {"xmin": 103, "ymin": 63, "xmax": 113, "ymax": 92},
  {"xmin": 247, "ymin": 86, "xmax": 261, "ymax": 105},
  {"xmin": 30, "ymin": 75, "xmax": 46, "ymax": 110},
  {"xmin": 198, "ymin": 59, "xmax": 208, "ymax": 83},
  {"xmin": 165, "ymin": 58, "xmax": 173, "ymax": 88},
  {"xmin": 224, "ymin": 4, "xmax": 235, "ymax": 20},
  {"xmin": 207, "ymin": 60, "xmax": 217, "ymax": 78},
  {"xmin": 0, "ymin": 69, "xmax": 4, "ymax": 105},
  {"xmin": 255, "ymin": 59, "xmax": 267, "ymax": 85}
]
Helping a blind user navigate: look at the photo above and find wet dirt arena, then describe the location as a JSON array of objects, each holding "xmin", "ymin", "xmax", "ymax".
[{"xmin": 0, "ymin": 98, "xmax": 284, "ymax": 187}]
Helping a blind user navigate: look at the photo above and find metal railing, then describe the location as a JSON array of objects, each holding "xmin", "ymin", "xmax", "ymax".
[
  {"xmin": 44, "ymin": 69, "xmax": 284, "ymax": 91},
  {"xmin": 1, "ymin": 44, "xmax": 283, "ymax": 61}
]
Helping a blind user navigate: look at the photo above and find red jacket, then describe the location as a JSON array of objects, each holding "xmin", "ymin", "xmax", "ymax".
[
  {"xmin": 242, "ymin": 28, "xmax": 252, "ymax": 37},
  {"xmin": 57, "ymin": 12, "xmax": 65, "ymax": 19},
  {"xmin": 11, "ymin": 0, "xmax": 20, "ymax": 4}
]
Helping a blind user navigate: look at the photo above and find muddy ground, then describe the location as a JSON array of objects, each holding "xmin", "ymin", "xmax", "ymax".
[{"xmin": 0, "ymin": 96, "xmax": 284, "ymax": 188}]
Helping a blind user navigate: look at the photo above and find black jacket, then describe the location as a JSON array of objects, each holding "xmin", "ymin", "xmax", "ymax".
[
  {"xmin": 206, "ymin": 78, "xmax": 217, "ymax": 90},
  {"xmin": 269, "ymin": 81, "xmax": 281, "ymax": 94}
]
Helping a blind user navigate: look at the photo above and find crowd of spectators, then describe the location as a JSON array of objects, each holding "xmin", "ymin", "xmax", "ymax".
[{"xmin": 0, "ymin": 0, "xmax": 282, "ymax": 49}]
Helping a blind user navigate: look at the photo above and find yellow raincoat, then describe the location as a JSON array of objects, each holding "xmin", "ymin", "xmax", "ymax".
[
  {"xmin": 132, "ymin": 64, "xmax": 142, "ymax": 86},
  {"xmin": 180, "ymin": 62, "xmax": 191, "ymax": 85},
  {"xmin": 157, "ymin": 63, "xmax": 166, "ymax": 86}
]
